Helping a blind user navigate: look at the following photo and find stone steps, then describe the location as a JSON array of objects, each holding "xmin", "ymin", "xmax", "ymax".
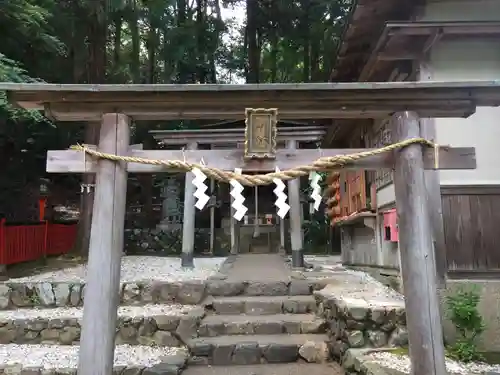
[
  {"xmin": 0, "ymin": 304, "xmax": 204, "ymax": 346},
  {"xmin": 198, "ymin": 314, "xmax": 326, "ymax": 337},
  {"xmin": 205, "ymin": 295, "xmax": 317, "ymax": 315},
  {"xmin": 0, "ymin": 343, "xmax": 189, "ymax": 374},
  {"xmin": 187, "ymin": 333, "xmax": 330, "ymax": 366},
  {"xmin": 206, "ymin": 280, "xmax": 313, "ymax": 297},
  {"xmin": 183, "ymin": 362, "xmax": 346, "ymax": 375}
]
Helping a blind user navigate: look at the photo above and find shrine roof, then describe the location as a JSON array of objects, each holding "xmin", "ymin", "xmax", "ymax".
[
  {"xmin": 2, "ymin": 81, "xmax": 500, "ymax": 121},
  {"xmin": 330, "ymin": 0, "xmax": 500, "ymax": 82},
  {"xmin": 330, "ymin": 0, "xmax": 417, "ymax": 82}
]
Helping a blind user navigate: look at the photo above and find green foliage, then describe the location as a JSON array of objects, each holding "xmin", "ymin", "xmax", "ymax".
[
  {"xmin": 303, "ymin": 213, "xmax": 330, "ymax": 253},
  {"xmin": 301, "ymin": 171, "xmax": 330, "ymax": 253},
  {"xmin": 0, "ymin": 0, "xmax": 350, "ymax": 221},
  {"xmin": 445, "ymin": 286, "xmax": 485, "ymax": 362}
]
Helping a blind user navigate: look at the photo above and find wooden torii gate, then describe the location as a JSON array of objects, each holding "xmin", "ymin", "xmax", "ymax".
[{"xmin": 2, "ymin": 81, "xmax": 500, "ymax": 375}]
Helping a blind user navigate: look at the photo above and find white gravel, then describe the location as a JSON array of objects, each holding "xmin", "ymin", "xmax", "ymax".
[
  {"xmin": 9, "ymin": 256, "xmax": 227, "ymax": 283},
  {"xmin": 368, "ymin": 351, "xmax": 500, "ymax": 375},
  {"xmin": 0, "ymin": 344, "xmax": 186, "ymax": 369},
  {"xmin": 301, "ymin": 256, "xmax": 404, "ymax": 303},
  {"xmin": 0, "ymin": 303, "xmax": 197, "ymax": 320}
]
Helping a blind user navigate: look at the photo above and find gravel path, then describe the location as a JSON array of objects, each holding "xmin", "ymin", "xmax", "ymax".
[
  {"xmin": 224, "ymin": 254, "xmax": 291, "ymax": 282},
  {"xmin": 9, "ymin": 256, "xmax": 226, "ymax": 283},
  {"xmin": 0, "ymin": 303, "xmax": 197, "ymax": 320},
  {"xmin": 300, "ymin": 256, "xmax": 404, "ymax": 303},
  {"xmin": 368, "ymin": 351, "xmax": 500, "ymax": 375},
  {"xmin": 0, "ymin": 344, "xmax": 186, "ymax": 369}
]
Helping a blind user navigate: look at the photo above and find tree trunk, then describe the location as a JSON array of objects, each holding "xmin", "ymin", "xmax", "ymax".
[
  {"xmin": 177, "ymin": 0, "xmax": 189, "ymax": 83},
  {"xmin": 311, "ymin": 39, "xmax": 320, "ymax": 81},
  {"xmin": 269, "ymin": 2, "xmax": 278, "ymax": 83},
  {"xmin": 209, "ymin": 0, "xmax": 222, "ymax": 83},
  {"xmin": 113, "ymin": 11, "xmax": 123, "ymax": 69},
  {"xmin": 246, "ymin": 0, "xmax": 259, "ymax": 83},
  {"xmin": 75, "ymin": 0, "xmax": 107, "ymax": 256},
  {"xmin": 301, "ymin": 0, "xmax": 311, "ymax": 82},
  {"xmin": 196, "ymin": 0, "xmax": 206, "ymax": 83},
  {"xmin": 129, "ymin": 0, "xmax": 141, "ymax": 83}
]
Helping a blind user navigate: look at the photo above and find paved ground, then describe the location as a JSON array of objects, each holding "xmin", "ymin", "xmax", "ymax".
[
  {"xmin": 183, "ymin": 363, "xmax": 345, "ymax": 375},
  {"xmin": 223, "ymin": 254, "xmax": 292, "ymax": 282}
]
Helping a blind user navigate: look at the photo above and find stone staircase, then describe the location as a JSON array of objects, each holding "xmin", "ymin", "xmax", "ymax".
[
  {"xmin": 187, "ymin": 283, "xmax": 331, "ymax": 366},
  {"xmin": 0, "ymin": 255, "xmax": 409, "ymax": 374}
]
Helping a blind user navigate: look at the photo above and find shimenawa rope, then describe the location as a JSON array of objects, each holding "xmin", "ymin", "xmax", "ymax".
[{"xmin": 70, "ymin": 138, "xmax": 436, "ymax": 186}]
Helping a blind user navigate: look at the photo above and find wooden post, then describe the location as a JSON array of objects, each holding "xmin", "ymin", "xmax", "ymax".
[
  {"xmin": 392, "ymin": 111, "xmax": 446, "ymax": 375},
  {"xmin": 209, "ymin": 178, "xmax": 215, "ymax": 255},
  {"xmin": 280, "ymin": 216, "xmax": 285, "ymax": 251},
  {"xmin": 229, "ymin": 178, "xmax": 241, "ymax": 255},
  {"xmin": 78, "ymin": 113, "xmax": 130, "ymax": 375},
  {"xmin": 230, "ymin": 195, "xmax": 236, "ymax": 254},
  {"xmin": 419, "ymin": 62, "xmax": 447, "ymax": 287},
  {"xmin": 181, "ymin": 142, "xmax": 198, "ymax": 267},
  {"xmin": 287, "ymin": 140, "xmax": 304, "ymax": 268}
]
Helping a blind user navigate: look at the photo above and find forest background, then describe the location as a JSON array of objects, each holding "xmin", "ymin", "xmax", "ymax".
[{"xmin": 0, "ymin": 0, "xmax": 351, "ymax": 254}]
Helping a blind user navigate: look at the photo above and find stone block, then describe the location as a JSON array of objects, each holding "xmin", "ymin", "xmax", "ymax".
[
  {"xmin": 68, "ymin": 284, "xmax": 82, "ymax": 306},
  {"xmin": 175, "ymin": 317, "xmax": 199, "ymax": 343},
  {"xmin": 232, "ymin": 342, "xmax": 261, "ymax": 365},
  {"xmin": 142, "ymin": 363, "xmax": 181, "ymax": 375},
  {"xmin": 0, "ymin": 284, "xmax": 11, "ymax": 309},
  {"xmin": 212, "ymin": 300, "xmax": 244, "ymax": 315},
  {"xmin": 245, "ymin": 299, "xmax": 282, "ymax": 315},
  {"xmin": 152, "ymin": 331, "xmax": 181, "ymax": 346},
  {"xmin": 189, "ymin": 341, "xmax": 212, "ymax": 356},
  {"xmin": 211, "ymin": 343, "xmax": 235, "ymax": 365},
  {"xmin": 122, "ymin": 283, "xmax": 142, "ymax": 304},
  {"xmin": 283, "ymin": 298, "xmax": 315, "ymax": 314},
  {"xmin": 153, "ymin": 316, "xmax": 180, "ymax": 331},
  {"xmin": 282, "ymin": 321, "xmax": 302, "ymax": 334},
  {"xmin": 298, "ymin": 340, "xmax": 330, "ymax": 363},
  {"xmin": 176, "ymin": 282, "xmax": 205, "ymax": 304},
  {"xmin": 300, "ymin": 319, "xmax": 326, "ymax": 334},
  {"xmin": 206, "ymin": 281, "xmax": 246, "ymax": 296},
  {"xmin": 368, "ymin": 330, "xmax": 388, "ymax": 348},
  {"xmin": 346, "ymin": 330, "xmax": 365, "ymax": 348},
  {"xmin": 262, "ymin": 343, "xmax": 299, "ymax": 363},
  {"xmin": 288, "ymin": 281, "xmax": 312, "ymax": 296},
  {"xmin": 253, "ymin": 321, "xmax": 283, "ymax": 335},
  {"xmin": 388, "ymin": 326, "xmax": 408, "ymax": 347},
  {"xmin": 245, "ymin": 282, "xmax": 288, "ymax": 296}
]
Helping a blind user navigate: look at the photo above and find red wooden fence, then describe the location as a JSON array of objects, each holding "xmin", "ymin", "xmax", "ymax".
[{"xmin": 0, "ymin": 219, "xmax": 78, "ymax": 265}]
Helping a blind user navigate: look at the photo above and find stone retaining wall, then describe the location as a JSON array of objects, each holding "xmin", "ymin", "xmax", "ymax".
[
  {"xmin": 0, "ymin": 310, "xmax": 204, "ymax": 346},
  {"xmin": 314, "ymin": 291, "xmax": 408, "ymax": 358},
  {"xmin": 0, "ymin": 279, "xmax": 317, "ymax": 309}
]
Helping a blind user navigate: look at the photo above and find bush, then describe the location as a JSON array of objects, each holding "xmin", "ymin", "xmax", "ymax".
[{"xmin": 445, "ymin": 285, "xmax": 485, "ymax": 362}]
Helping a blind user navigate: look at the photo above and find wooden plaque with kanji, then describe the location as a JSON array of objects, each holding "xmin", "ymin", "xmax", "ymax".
[{"xmin": 244, "ymin": 108, "xmax": 278, "ymax": 159}]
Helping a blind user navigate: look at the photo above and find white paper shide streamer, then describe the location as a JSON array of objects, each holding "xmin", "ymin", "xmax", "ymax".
[
  {"xmin": 192, "ymin": 167, "xmax": 210, "ymax": 210},
  {"xmin": 309, "ymin": 171, "xmax": 322, "ymax": 212},
  {"xmin": 230, "ymin": 168, "xmax": 248, "ymax": 221},
  {"xmin": 273, "ymin": 167, "xmax": 290, "ymax": 218}
]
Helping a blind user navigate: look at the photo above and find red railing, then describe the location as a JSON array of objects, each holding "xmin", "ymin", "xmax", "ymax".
[{"xmin": 0, "ymin": 219, "xmax": 78, "ymax": 265}]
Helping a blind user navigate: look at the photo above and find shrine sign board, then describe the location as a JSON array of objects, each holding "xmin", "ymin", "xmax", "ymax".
[{"xmin": 244, "ymin": 108, "xmax": 278, "ymax": 160}]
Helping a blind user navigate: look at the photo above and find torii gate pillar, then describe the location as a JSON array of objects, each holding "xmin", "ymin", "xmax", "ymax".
[
  {"xmin": 181, "ymin": 142, "xmax": 198, "ymax": 268},
  {"xmin": 287, "ymin": 140, "xmax": 304, "ymax": 268},
  {"xmin": 78, "ymin": 113, "xmax": 130, "ymax": 375},
  {"xmin": 392, "ymin": 111, "xmax": 446, "ymax": 375}
]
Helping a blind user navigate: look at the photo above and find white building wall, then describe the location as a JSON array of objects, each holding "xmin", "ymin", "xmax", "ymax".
[
  {"xmin": 419, "ymin": 0, "xmax": 500, "ymax": 185},
  {"xmin": 376, "ymin": 0, "xmax": 500, "ymax": 208},
  {"xmin": 419, "ymin": 0, "xmax": 500, "ymax": 22}
]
